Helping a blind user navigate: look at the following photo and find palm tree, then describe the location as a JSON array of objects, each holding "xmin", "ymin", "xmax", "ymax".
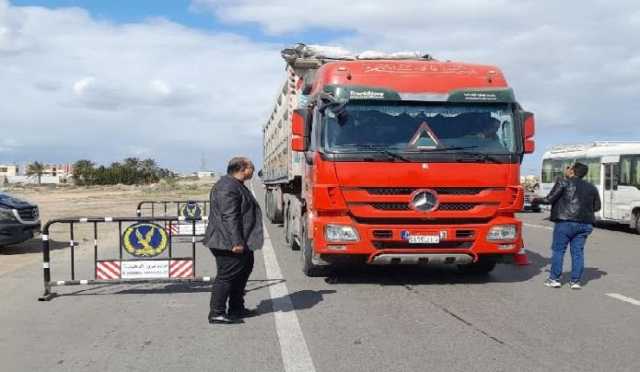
[
  {"xmin": 26, "ymin": 161, "xmax": 46, "ymax": 185},
  {"xmin": 72, "ymin": 160, "xmax": 95, "ymax": 185},
  {"xmin": 141, "ymin": 158, "xmax": 158, "ymax": 183}
]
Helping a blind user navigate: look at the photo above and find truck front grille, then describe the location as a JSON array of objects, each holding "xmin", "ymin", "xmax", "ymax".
[
  {"xmin": 364, "ymin": 188, "xmax": 486, "ymax": 195},
  {"xmin": 372, "ymin": 230, "xmax": 393, "ymax": 239},
  {"xmin": 371, "ymin": 203, "xmax": 410, "ymax": 211},
  {"xmin": 437, "ymin": 203, "xmax": 476, "ymax": 211},
  {"xmin": 353, "ymin": 217, "xmax": 493, "ymax": 225},
  {"xmin": 370, "ymin": 203, "xmax": 478, "ymax": 211}
]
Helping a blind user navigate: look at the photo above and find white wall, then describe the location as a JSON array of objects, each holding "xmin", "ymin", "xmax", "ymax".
[{"xmin": 6, "ymin": 175, "xmax": 61, "ymax": 184}]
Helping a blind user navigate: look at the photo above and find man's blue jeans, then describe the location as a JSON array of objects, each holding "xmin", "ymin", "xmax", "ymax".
[{"xmin": 549, "ymin": 221, "xmax": 593, "ymax": 282}]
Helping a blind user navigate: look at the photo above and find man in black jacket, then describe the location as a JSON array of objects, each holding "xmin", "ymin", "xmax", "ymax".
[
  {"xmin": 534, "ymin": 162, "xmax": 601, "ymax": 289},
  {"xmin": 204, "ymin": 157, "xmax": 263, "ymax": 324}
]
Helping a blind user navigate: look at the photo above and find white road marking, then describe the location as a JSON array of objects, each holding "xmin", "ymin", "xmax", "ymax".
[
  {"xmin": 524, "ymin": 223, "xmax": 553, "ymax": 231},
  {"xmin": 606, "ymin": 293, "xmax": 640, "ymax": 307},
  {"xmin": 251, "ymin": 186, "xmax": 316, "ymax": 372}
]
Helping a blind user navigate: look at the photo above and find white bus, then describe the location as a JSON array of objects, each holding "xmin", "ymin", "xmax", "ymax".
[{"xmin": 540, "ymin": 142, "xmax": 640, "ymax": 234}]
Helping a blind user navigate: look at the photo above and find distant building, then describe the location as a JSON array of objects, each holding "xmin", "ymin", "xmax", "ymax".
[
  {"xmin": 43, "ymin": 163, "xmax": 74, "ymax": 180},
  {"xmin": 195, "ymin": 171, "xmax": 216, "ymax": 178},
  {"xmin": 0, "ymin": 164, "xmax": 19, "ymax": 178},
  {"xmin": 3, "ymin": 163, "xmax": 74, "ymax": 184}
]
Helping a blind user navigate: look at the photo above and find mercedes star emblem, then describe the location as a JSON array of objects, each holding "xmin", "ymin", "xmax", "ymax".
[{"xmin": 409, "ymin": 189, "xmax": 439, "ymax": 212}]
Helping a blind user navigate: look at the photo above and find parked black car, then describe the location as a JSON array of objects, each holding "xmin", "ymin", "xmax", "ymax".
[{"xmin": 0, "ymin": 192, "xmax": 41, "ymax": 247}]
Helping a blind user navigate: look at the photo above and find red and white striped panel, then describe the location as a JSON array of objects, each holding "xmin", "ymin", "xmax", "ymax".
[
  {"xmin": 169, "ymin": 260, "xmax": 194, "ymax": 278},
  {"xmin": 165, "ymin": 224, "xmax": 179, "ymax": 235},
  {"xmin": 96, "ymin": 261, "xmax": 121, "ymax": 280}
]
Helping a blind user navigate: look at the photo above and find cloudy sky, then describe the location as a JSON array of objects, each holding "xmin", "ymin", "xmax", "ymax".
[{"xmin": 1, "ymin": 0, "xmax": 639, "ymax": 174}]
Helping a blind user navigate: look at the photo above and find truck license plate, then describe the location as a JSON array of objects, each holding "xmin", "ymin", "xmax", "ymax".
[{"xmin": 408, "ymin": 235, "xmax": 440, "ymax": 244}]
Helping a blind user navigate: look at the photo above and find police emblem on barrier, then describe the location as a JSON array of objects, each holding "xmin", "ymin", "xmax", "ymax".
[
  {"xmin": 409, "ymin": 189, "xmax": 439, "ymax": 212},
  {"xmin": 180, "ymin": 202, "xmax": 202, "ymax": 219},
  {"xmin": 123, "ymin": 223, "xmax": 169, "ymax": 257}
]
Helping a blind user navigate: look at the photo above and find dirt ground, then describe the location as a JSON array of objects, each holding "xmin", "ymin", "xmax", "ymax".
[{"xmin": 0, "ymin": 178, "xmax": 214, "ymax": 276}]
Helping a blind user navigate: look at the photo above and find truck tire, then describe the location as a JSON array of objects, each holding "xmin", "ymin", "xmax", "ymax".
[
  {"xmin": 634, "ymin": 211, "xmax": 640, "ymax": 235},
  {"xmin": 284, "ymin": 203, "xmax": 299, "ymax": 250},
  {"xmin": 272, "ymin": 187, "xmax": 283, "ymax": 224},
  {"xmin": 300, "ymin": 214, "xmax": 327, "ymax": 277},
  {"xmin": 264, "ymin": 191, "xmax": 271, "ymax": 221},
  {"xmin": 457, "ymin": 257, "xmax": 497, "ymax": 275}
]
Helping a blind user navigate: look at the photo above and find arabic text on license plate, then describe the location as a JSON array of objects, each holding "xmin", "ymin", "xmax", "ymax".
[{"xmin": 408, "ymin": 235, "xmax": 440, "ymax": 244}]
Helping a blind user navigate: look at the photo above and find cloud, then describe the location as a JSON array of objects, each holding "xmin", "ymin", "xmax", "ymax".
[
  {"xmin": 0, "ymin": 0, "xmax": 284, "ymax": 170},
  {"xmin": 195, "ymin": 0, "xmax": 640, "ymax": 171},
  {"xmin": 0, "ymin": 137, "xmax": 21, "ymax": 153},
  {"xmin": 3, "ymin": 0, "xmax": 640, "ymax": 175}
]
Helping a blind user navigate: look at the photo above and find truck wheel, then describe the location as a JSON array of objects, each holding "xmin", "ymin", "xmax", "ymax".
[
  {"xmin": 300, "ymin": 214, "xmax": 326, "ymax": 277},
  {"xmin": 634, "ymin": 212, "xmax": 640, "ymax": 235},
  {"xmin": 272, "ymin": 188, "xmax": 283, "ymax": 224},
  {"xmin": 264, "ymin": 191, "xmax": 272, "ymax": 221},
  {"xmin": 457, "ymin": 257, "xmax": 497, "ymax": 275},
  {"xmin": 284, "ymin": 204, "xmax": 299, "ymax": 250}
]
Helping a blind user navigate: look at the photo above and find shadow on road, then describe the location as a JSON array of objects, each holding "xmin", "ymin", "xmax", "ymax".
[
  {"xmin": 54, "ymin": 278, "xmax": 285, "ymax": 297},
  {"xmin": 255, "ymin": 289, "xmax": 336, "ymax": 315},
  {"xmin": 594, "ymin": 221, "xmax": 638, "ymax": 235},
  {"xmin": 581, "ymin": 267, "xmax": 608, "ymax": 286},
  {"xmin": 321, "ymin": 262, "xmax": 540, "ymax": 286},
  {"xmin": 0, "ymin": 238, "xmax": 67, "ymax": 255},
  {"xmin": 320, "ymin": 248, "xmax": 606, "ymax": 286},
  {"xmin": 540, "ymin": 216, "xmax": 638, "ymax": 235}
]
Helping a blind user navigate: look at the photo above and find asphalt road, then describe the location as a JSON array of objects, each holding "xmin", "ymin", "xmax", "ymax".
[{"xmin": 2, "ymin": 179, "xmax": 639, "ymax": 372}]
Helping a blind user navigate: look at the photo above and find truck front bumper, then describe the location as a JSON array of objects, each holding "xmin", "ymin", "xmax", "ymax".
[{"xmin": 310, "ymin": 214, "xmax": 522, "ymax": 264}]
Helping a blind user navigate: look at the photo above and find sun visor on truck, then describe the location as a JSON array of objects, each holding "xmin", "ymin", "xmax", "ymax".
[{"xmin": 323, "ymin": 85, "xmax": 516, "ymax": 103}]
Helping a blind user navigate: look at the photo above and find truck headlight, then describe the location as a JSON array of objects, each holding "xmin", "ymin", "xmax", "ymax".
[
  {"xmin": 325, "ymin": 224, "xmax": 360, "ymax": 242},
  {"xmin": 487, "ymin": 224, "xmax": 517, "ymax": 242},
  {"xmin": 0, "ymin": 207, "xmax": 17, "ymax": 223}
]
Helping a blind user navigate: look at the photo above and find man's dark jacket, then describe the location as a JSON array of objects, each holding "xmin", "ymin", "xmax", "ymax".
[
  {"xmin": 204, "ymin": 175, "xmax": 263, "ymax": 251},
  {"xmin": 536, "ymin": 176, "xmax": 601, "ymax": 224}
]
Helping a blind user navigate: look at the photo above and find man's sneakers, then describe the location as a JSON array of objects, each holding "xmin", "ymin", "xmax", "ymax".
[
  {"xmin": 208, "ymin": 314, "xmax": 244, "ymax": 325},
  {"xmin": 544, "ymin": 278, "xmax": 562, "ymax": 288},
  {"xmin": 569, "ymin": 281, "xmax": 582, "ymax": 290},
  {"xmin": 544, "ymin": 278, "xmax": 582, "ymax": 289},
  {"xmin": 228, "ymin": 307, "xmax": 259, "ymax": 319}
]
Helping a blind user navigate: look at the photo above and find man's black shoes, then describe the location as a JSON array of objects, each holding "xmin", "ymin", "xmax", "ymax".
[
  {"xmin": 208, "ymin": 314, "xmax": 244, "ymax": 324},
  {"xmin": 228, "ymin": 307, "xmax": 258, "ymax": 319}
]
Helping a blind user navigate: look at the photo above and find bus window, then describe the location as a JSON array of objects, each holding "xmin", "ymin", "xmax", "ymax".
[
  {"xmin": 620, "ymin": 155, "xmax": 640, "ymax": 189},
  {"xmin": 635, "ymin": 157, "xmax": 640, "ymax": 188},
  {"xmin": 542, "ymin": 159, "xmax": 554, "ymax": 183},
  {"xmin": 576, "ymin": 158, "xmax": 601, "ymax": 186},
  {"xmin": 621, "ymin": 156, "xmax": 632, "ymax": 185}
]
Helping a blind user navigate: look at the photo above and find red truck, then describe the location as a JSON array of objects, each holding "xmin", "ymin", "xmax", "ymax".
[{"xmin": 262, "ymin": 44, "xmax": 535, "ymax": 276}]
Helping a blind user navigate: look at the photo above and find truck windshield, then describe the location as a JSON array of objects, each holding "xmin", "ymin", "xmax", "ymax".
[{"xmin": 323, "ymin": 101, "xmax": 517, "ymax": 156}]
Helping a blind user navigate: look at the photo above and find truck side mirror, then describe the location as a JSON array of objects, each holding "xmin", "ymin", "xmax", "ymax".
[
  {"xmin": 291, "ymin": 109, "xmax": 309, "ymax": 152},
  {"xmin": 520, "ymin": 111, "xmax": 535, "ymax": 154}
]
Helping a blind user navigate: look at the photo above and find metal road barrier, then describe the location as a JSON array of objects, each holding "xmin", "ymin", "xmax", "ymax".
[
  {"xmin": 38, "ymin": 216, "xmax": 211, "ymax": 301},
  {"xmin": 136, "ymin": 200, "xmax": 209, "ymax": 236}
]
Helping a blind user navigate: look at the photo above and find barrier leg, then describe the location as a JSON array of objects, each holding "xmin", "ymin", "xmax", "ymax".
[{"xmin": 38, "ymin": 231, "xmax": 58, "ymax": 301}]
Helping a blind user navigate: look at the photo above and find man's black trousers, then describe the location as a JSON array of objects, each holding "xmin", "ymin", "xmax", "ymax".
[{"xmin": 209, "ymin": 249, "xmax": 254, "ymax": 317}]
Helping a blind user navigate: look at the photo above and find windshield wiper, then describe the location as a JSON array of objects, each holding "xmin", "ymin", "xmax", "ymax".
[
  {"xmin": 332, "ymin": 144, "xmax": 411, "ymax": 162},
  {"xmin": 409, "ymin": 145, "xmax": 480, "ymax": 152},
  {"xmin": 455, "ymin": 152, "xmax": 503, "ymax": 164},
  {"xmin": 406, "ymin": 146, "xmax": 504, "ymax": 163}
]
